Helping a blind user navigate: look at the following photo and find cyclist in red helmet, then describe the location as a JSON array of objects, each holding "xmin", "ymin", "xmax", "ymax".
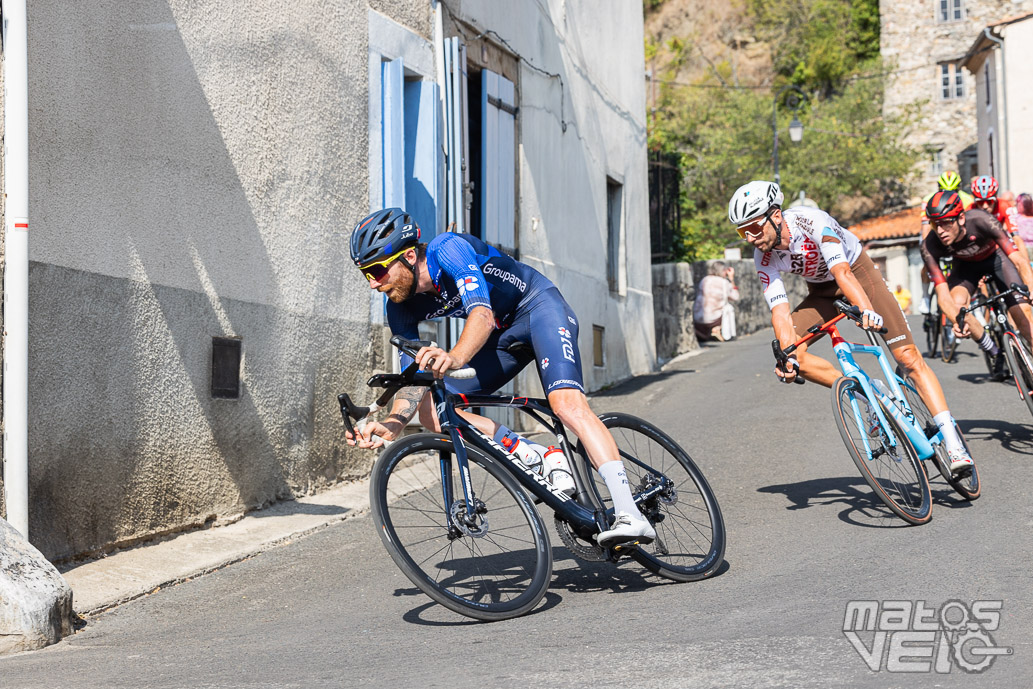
[
  {"xmin": 970, "ymin": 175, "xmax": 1031, "ymax": 266},
  {"xmin": 918, "ymin": 172, "xmax": 976, "ymax": 313},
  {"xmin": 921, "ymin": 171, "xmax": 974, "ymax": 239},
  {"xmin": 922, "ymin": 191, "xmax": 1033, "ymax": 379}
]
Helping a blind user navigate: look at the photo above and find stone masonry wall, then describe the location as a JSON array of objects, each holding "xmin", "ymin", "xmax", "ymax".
[
  {"xmin": 881, "ymin": 0, "xmax": 1033, "ymax": 199},
  {"xmin": 652, "ymin": 259, "xmax": 808, "ymax": 362}
]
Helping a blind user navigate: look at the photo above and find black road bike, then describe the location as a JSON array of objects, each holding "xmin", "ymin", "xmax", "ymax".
[
  {"xmin": 339, "ymin": 337, "xmax": 726, "ymax": 621},
  {"xmin": 923, "ymin": 275, "xmax": 958, "ymax": 363},
  {"xmin": 959, "ymin": 281, "xmax": 1033, "ymax": 419}
]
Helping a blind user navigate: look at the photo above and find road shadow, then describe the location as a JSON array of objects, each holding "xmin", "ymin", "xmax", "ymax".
[
  {"xmin": 249, "ymin": 500, "xmax": 350, "ymax": 518},
  {"xmin": 958, "ymin": 373, "xmax": 1005, "ymax": 385},
  {"xmin": 757, "ymin": 476, "xmax": 920, "ymax": 529},
  {"xmin": 392, "ymin": 546, "xmax": 730, "ymax": 625},
  {"xmin": 956, "ymin": 418, "xmax": 1033, "ymax": 455},
  {"xmin": 547, "ymin": 547, "xmax": 731, "ymax": 594},
  {"xmin": 397, "ymin": 592, "xmax": 565, "ymax": 626},
  {"xmin": 591, "ymin": 368, "xmax": 698, "ymax": 397}
]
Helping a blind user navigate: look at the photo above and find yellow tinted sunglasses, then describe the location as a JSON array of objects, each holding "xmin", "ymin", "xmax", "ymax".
[
  {"xmin": 736, "ymin": 222, "xmax": 766, "ymax": 240},
  {"xmin": 360, "ymin": 247, "xmax": 410, "ymax": 282}
]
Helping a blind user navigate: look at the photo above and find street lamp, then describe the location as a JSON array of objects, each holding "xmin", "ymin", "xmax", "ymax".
[{"xmin": 773, "ymin": 85, "xmax": 807, "ymax": 185}]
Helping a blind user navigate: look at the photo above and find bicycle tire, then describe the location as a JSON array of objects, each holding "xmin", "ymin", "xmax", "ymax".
[
  {"xmin": 894, "ymin": 372, "xmax": 980, "ymax": 500},
  {"xmin": 1003, "ymin": 332, "xmax": 1033, "ymax": 419},
  {"xmin": 924, "ymin": 313, "xmax": 940, "ymax": 358},
  {"xmin": 831, "ymin": 377, "xmax": 933, "ymax": 525},
  {"xmin": 940, "ymin": 313, "xmax": 958, "ymax": 363},
  {"xmin": 575, "ymin": 413, "xmax": 725, "ymax": 582},
  {"xmin": 369, "ymin": 433, "xmax": 552, "ymax": 621}
]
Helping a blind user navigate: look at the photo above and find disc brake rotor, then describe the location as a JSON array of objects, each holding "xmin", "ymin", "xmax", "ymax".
[{"xmin": 449, "ymin": 499, "xmax": 489, "ymax": 538}]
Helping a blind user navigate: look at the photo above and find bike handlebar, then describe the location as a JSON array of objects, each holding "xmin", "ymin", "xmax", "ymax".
[
  {"xmin": 957, "ymin": 282, "xmax": 1030, "ymax": 320},
  {"xmin": 771, "ymin": 339, "xmax": 806, "ymax": 385},
  {"xmin": 769, "ymin": 300, "xmax": 890, "ymax": 386},
  {"xmin": 833, "ymin": 300, "xmax": 888, "ymax": 335},
  {"xmin": 338, "ymin": 336, "xmax": 478, "ymax": 444}
]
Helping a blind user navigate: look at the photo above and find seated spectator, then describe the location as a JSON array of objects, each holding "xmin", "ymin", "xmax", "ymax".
[{"xmin": 693, "ymin": 261, "xmax": 739, "ymax": 342}]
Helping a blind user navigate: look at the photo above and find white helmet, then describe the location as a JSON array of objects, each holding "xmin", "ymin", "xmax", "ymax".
[{"xmin": 728, "ymin": 181, "xmax": 784, "ymax": 225}]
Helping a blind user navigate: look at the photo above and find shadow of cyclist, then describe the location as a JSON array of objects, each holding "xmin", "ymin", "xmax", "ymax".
[
  {"xmin": 956, "ymin": 418, "xmax": 1033, "ymax": 455},
  {"xmin": 758, "ymin": 476, "xmax": 922, "ymax": 529}
]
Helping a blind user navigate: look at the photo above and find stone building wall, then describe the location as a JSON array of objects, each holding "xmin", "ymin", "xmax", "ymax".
[
  {"xmin": 652, "ymin": 260, "xmax": 808, "ymax": 362},
  {"xmin": 880, "ymin": 0, "xmax": 1033, "ymax": 199}
]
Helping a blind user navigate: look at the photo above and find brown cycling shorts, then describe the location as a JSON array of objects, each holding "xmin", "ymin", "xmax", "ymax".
[{"xmin": 791, "ymin": 251, "xmax": 915, "ymax": 351}]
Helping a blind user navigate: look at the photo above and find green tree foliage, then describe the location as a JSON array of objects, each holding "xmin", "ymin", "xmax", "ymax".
[
  {"xmin": 748, "ymin": 0, "xmax": 880, "ymax": 96},
  {"xmin": 648, "ymin": 0, "xmax": 920, "ymax": 262}
]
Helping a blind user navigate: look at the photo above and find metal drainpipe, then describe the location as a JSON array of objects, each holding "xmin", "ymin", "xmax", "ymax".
[
  {"xmin": 432, "ymin": 0, "xmax": 446, "ymax": 234},
  {"xmin": 2, "ymin": 0, "xmax": 30, "ymax": 539},
  {"xmin": 984, "ymin": 28, "xmax": 1009, "ymax": 188}
]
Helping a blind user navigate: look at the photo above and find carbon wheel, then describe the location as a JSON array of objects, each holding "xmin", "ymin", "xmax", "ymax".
[
  {"xmin": 894, "ymin": 371, "xmax": 979, "ymax": 500},
  {"xmin": 369, "ymin": 433, "xmax": 552, "ymax": 621},
  {"xmin": 575, "ymin": 413, "xmax": 725, "ymax": 582},
  {"xmin": 831, "ymin": 377, "xmax": 932, "ymax": 525},
  {"xmin": 1004, "ymin": 332, "xmax": 1033, "ymax": 419},
  {"xmin": 924, "ymin": 312, "xmax": 940, "ymax": 358},
  {"xmin": 940, "ymin": 314, "xmax": 958, "ymax": 363}
]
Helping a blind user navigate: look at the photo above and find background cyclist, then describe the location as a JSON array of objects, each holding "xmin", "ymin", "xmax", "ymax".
[
  {"xmin": 921, "ymin": 190, "xmax": 1033, "ymax": 380},
  {"xmin": 970, "ymin": 174, "xmax": 1032, "ymax": 266},
  {"xmin": 344, "ymin": 208, "xmax": 656, "ymax": 546},
  {"xmin": 729, "ymin": 181, "xmax": 975, "ymax": 472},
  {"xmin": 919, "ymin": 171, "xmax": 974, "ymax": 314}
]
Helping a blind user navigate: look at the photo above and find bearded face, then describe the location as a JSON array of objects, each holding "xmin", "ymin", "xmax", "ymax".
[{"xmin": 381, "ymin": 263, "xmax": 414, "ymax": 303}]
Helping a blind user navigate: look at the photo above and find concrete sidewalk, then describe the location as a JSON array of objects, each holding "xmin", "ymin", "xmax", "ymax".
[{"xmin": 61, "ymin": 478, "xmax": 373, "ymax": 616}]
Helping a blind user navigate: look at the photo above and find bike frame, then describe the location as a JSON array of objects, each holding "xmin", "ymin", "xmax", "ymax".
[
  {"xmin": 965, "ymin": 281, "xmax": 1033, "ymax": 403},
  {"xmin": 826, "ymin": 323, "xmax": 936, "ymax": 461},
  {"xmin": 421, "ymin": 382, "xmax": 674, "ymax": 540},
  {"xmin": 783, "ymin": 312, "xmax": 936, "ymax": 461}
]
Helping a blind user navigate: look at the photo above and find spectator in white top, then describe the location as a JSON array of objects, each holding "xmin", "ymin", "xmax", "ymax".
[{"xmin": 693, "ymin": 261, "xmax": 739, "ymax": 342}]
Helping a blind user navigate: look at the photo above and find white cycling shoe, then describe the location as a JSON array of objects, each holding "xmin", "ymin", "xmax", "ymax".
[
  {"xmin": 596, "ymin": 511, "xmax": 656, "ymax": 547},
  {"xmin": 947, "ymin": 448, "xmax": 974, "ymax": 475}
]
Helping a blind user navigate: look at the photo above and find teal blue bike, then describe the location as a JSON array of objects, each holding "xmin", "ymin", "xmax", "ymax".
[{"xmin": 773, "ymin": 301, "xmax": 980, "ymax": 525}]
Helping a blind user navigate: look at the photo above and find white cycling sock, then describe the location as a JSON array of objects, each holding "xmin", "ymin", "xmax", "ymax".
[
  {"xmin": 934, "ymin": 411, "xmax": 964, "ymax": 454},
  {"xmin": 598, "ymin": 460, "xmax": 640, "ymax": 516}
]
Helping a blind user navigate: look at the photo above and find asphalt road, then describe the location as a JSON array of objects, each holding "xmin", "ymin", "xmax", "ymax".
[{"xmin": 3, "ymin": 317, "xmax": 1032, "ymax": 688}]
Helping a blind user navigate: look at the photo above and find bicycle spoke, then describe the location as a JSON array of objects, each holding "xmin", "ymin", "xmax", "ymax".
[{"xmin": 372, "ymin": 435, "xmax": 551, "ymax": 620}]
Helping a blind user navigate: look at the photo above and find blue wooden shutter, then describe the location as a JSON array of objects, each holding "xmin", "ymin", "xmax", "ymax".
[
  {"xmin": 481, "ymin": 70, "xmax": 516, "ymax": 254},
  {"xmin": 382, "ymin": 58, "xmax": 405, "ymax": 209},
  {"xmin": 404, "ymin": 80, "xmax": 441, "ymax": 237}
]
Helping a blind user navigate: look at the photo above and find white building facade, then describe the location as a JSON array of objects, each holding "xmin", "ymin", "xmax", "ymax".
[
  {"xmin": 2, "ymin": 0, "xmax": 654, "ymax": 560},
  {"xmin": 880, "ymin": 0, "xmax": 1033, "ymax": 197},
  {"xmin": 961, "ymin": 12, "xmax": 1033, "ymax": 193}
]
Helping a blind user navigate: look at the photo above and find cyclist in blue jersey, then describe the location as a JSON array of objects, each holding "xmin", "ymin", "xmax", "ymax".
[{"xmin": 344, "ymin": 208, "xmax": 655, "ymax": 546}]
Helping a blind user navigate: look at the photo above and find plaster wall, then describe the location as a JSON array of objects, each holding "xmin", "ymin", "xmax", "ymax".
[
  {"xmin": 1000, "ymin": 20, "xmax": 1033, "ymax": 191},
  {"xmin": 455, "ymin": 0, "xmax": 656, "ymax": 393},
  {"xmin": 13, "ymin": 0, "xmax": 382, "ymax": 559}
]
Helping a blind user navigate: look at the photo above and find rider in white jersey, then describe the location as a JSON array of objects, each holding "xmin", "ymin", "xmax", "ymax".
[
  {"xmin": 754, "ymin": 206, "xmax": 863, "ymax": 309},
  {"xmin": 729, "ymin": 181, "xmax": 975, "ymax": 473}
]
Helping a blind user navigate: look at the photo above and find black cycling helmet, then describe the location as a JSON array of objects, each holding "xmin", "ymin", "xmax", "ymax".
[
  {"xmin": 350, "ymin": 208, "xmax": 421, "ymax": 267},
  {"xmin": 925, "ymin": 190, "xmax": 964, "ymax": 222}
]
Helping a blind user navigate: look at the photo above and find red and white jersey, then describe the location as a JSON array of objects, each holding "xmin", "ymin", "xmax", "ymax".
[{"xmin": 754, "ymin": 206, "xmax": 863, "ymax": 310}]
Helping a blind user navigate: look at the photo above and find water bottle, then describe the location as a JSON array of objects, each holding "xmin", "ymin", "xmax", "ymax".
[
  {"xmin": 501, "ymin": 436, "xmax": 543, "ymax": 476},
  {"xmin": 543, "ymin": 446, "xmax": 576, "ymax": 495}
]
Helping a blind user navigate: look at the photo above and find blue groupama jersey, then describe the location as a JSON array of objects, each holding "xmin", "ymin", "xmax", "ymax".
[{"xmin": 387, "ymin": 232, "xmax": 556, "ymax": 340}]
